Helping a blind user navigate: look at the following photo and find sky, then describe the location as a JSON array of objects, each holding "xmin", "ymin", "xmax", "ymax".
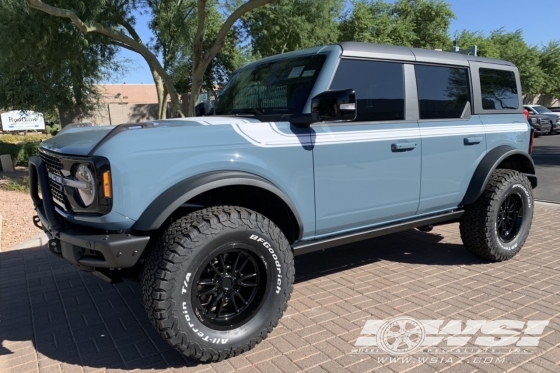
[{"xmin": 111, "ymin": 0, "xmax": 560, "ymax": 84}]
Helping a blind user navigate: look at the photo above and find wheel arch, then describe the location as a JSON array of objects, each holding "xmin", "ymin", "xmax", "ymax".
[
  {"xmin": 461, "ymin": 146, "xmax": 537, "ymax": 206},
  {"xmin": 132, "ymin": 171, "xmax": 304, "ymax": 242}
]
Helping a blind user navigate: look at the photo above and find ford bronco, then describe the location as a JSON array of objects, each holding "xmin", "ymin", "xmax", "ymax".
[{"xmin": 29, "ymin": 42, "xmax": 537, "ymax": 362}]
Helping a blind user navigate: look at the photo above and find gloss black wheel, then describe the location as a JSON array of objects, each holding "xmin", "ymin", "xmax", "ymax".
[
  {"xmin": 192, "ymin": 244, "xmax": 268, "ymax": 330},
  {"xmin": 497, "ymin": 194, "xmax": 524, "ymax": 243}
]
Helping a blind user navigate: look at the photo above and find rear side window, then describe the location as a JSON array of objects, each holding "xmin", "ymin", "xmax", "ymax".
[
  {"xmin": 329, "ymin": 59, "xmax": 405, "ymax": 122},
  {"xmin": 479, "ymin": 68, "xmax": 519, "ymax": 110},
  {"xmin": 415, "ymin": 65, "xmax": 470, "ymax": 120}
]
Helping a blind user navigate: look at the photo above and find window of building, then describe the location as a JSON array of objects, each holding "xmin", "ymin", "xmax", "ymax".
[
  {"xmin": 479, "ymin": 68, "xmax": 519, "ymax": 110},
  {"xmin": 415, "ymin": 65, "xmax": 470, "ymax": 120},
  {"xmin": 329, "ymin": 59, "xmax": 405, "ymax": 122}
]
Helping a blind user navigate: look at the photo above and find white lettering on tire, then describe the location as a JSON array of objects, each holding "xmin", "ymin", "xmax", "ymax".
[
  {"xmin": 512, "ymin": 184, "xmax": 532, "ymax": 208},
  {"xmin": 250, "ymin": 234, "xmax": 282, "ymax": 294}
]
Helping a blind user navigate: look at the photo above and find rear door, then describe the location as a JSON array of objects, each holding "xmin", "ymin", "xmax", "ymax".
[
  {"xmin": 414, "ymin": 64, "xmax": 487, "ymax": 214},
  {"xmin": 312, "ymin": 59, "xmax": 421, "ymax": 237}
]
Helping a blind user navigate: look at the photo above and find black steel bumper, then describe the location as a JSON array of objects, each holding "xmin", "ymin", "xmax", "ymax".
[{"xmin": 29, "ymin": 156, "xmax": 150, "ymax": 271}]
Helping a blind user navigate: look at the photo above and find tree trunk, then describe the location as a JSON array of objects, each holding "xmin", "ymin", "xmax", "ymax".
[{"xmin": 152, "ymin": 70, "xmax": 166, "ymax": 119}]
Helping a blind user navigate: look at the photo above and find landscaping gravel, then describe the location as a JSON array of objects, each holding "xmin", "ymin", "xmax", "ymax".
[{"xmin": 0, "ymin": 170, "xmax": 38, "ymax": 250}]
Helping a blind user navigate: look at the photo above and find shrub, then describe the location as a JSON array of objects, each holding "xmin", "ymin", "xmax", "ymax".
[
  {"xmin": 46, "ymin": 123, "xmax": 61, "ymax": 136},
  {"xmin": 0, "ymin": 139, "xmax": 40, "ymax": 170}
]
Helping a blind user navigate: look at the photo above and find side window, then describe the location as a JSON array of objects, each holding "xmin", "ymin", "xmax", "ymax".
[
  {"xmin": 415, "ymin": 65, "xmax": 470, "ymax": 120},
  {"xmin": 479, "ymin": 68, "xmax": 519, "ymax": 110},
  {"xmin": 329, "ymin": 59, "xmax": 405, "ymax": 122}
]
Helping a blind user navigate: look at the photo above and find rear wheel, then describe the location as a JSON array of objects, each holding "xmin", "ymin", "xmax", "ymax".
[
  {"xmin": 142, "ymin": 206, "xmax": 294, "ymax": 362},
  {"xmin": 460, "ymin": 169, "xmax": 533, "ymax": 261}
]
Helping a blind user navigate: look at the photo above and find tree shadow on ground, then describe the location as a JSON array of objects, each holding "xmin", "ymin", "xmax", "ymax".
[{"xmin": 0, "ymin": 228, "xmax": 485, "ymax": 370}]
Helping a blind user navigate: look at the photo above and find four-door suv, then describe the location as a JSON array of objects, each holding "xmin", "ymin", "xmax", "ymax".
[{"xmin": 29, "ymin": 42, "xmax": 537, "ymax": 362}]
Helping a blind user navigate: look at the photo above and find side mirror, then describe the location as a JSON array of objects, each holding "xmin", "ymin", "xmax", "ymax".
[
  {"xmin": 312, "ymin": 89, "xmax": 356, "ymax": 122},
  {"xmin": 289, "ymin": 88, "xmax": 357, "ymax": 127}
]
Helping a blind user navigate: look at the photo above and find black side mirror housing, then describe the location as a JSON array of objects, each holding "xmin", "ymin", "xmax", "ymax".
[
  {"xmin": 289, "ymin": 89, "xmax": 357, "ymax": 127},
  {"xmin": 312, "ymin": 89, "xmax": 357, "ymax": 122}
]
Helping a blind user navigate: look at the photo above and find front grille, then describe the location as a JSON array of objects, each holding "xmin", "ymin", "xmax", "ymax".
[
  {"xmin": 541, "ymin": 119, "xmax": 550, "ymax": 125},
  {"xmin": 39, "ymin": 151, "xmax": 66, "ymax": 208}
]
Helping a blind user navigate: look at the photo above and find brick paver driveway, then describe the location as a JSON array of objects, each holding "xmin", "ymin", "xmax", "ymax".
[{"xmin": 1, "ymin": 203, "xmax": 559, "ymax": 373}]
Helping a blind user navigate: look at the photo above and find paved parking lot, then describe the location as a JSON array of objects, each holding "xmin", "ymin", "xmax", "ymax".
[{"xmin": 1, "ymin": 202, "xmax": 559, "ymax": 373}]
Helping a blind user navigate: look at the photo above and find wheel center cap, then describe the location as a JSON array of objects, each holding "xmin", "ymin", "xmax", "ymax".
[{"xmin": 221, "ymin": 277, "xmax": 233, "ymax": 290}]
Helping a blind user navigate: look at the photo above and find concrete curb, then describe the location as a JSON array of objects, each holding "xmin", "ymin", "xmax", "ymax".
[
  {"xmin": 535, "ymin": 200, "xmax": 560, "ymax": 209},
  {"xmin": 0, "ymin": 214, "xmax": 3, "ymax": 252},
  {"xmin": 7, "ymin": 233, "xmax": 49, "ymax": 251}
]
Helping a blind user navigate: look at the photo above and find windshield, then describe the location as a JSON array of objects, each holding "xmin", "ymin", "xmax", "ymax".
[
  {"xmin": 214, "ymin": 55, "xmax": 326, "ymax": 115},
  {"xmin": 533, "ymin": 105, "xmax": 552, "ymax": 114}
]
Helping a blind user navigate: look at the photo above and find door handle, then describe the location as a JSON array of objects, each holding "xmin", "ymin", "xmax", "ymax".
[
  {"xmin": 464, "ymin": 136, "xmax": 483, "ymax": 145},
  {"xmin": 391, "ymin": 142, "xmax": 417, "ymax": 152}
]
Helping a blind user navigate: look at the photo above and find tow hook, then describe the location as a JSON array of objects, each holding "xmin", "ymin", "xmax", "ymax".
[
  {"xmin": 48, "ymin": 239, "xmax": 62, "ymax": 256},
  {"xmin": 32, "ymin": 215, "xmax": 42, "ymax": 230}
]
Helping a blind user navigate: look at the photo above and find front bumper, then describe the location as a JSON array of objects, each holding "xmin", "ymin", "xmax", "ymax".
[{"xmin": 29, "ymin": 156, "xmax": 150, "ymax": 271}]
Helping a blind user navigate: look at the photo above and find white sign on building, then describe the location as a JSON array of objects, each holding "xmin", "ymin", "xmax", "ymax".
[{"xmin": 0, "ymin": 110, "xmax": 46, "ymax": 131}]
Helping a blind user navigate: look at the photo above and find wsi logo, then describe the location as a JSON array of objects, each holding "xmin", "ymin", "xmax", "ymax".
[{"xmin": 355, "ymin": 317, "xmax": 549, "ymax": 356}]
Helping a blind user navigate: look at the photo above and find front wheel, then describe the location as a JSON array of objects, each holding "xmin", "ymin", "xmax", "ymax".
[
  {"xmin": 142, "ymin": 206, "xmax": 294, "ymax": 362},
  {"xmin": 460, "ymin": 169, "xmax": 534, "ymax": 261}
]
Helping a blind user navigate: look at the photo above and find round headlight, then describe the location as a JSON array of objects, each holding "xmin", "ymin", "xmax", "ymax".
[
  {"xmin": 531, "ymin": 118, "xmax": 537, "ymax": 124},
  {"xmin": 75, "ymin": 164, "xmax": 95, "ymax": 207}
]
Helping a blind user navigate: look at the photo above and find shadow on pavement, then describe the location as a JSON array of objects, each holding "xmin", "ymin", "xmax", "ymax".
[{"xmin": 0, "ymin": 228, "xmax": 483, "ymax": 370}]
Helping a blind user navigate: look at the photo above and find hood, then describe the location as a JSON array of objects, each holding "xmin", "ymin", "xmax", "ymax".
[
  {"xmin": 40, "ymin": 117, "xmax": 260, "ymax": 156},
  {"xmin": 40, "ymin": 125, "xmax": 115, "ymax": 156}
]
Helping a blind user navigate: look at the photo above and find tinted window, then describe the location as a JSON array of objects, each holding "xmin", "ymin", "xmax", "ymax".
[
  {"xmin": 479, "ymin": 68, "xmax": 519, "ymax": 110},
  {"xmin": 215, "ymin": 55, "xmax": 326, "ymax": 115},
  {"xmin": 330, "ymin": 59, "xmax": 404, "ymax": 121},
  {"xmin": 415, "ymin": 65, "xmax": 470, "ymax": 119}
]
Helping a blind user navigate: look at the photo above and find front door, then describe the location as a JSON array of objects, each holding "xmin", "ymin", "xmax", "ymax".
[{"xmin": 313, "ymin": 59, "xmax": 421, "ymax": 237}]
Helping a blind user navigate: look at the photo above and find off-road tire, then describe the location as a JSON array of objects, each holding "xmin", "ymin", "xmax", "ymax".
[
  {"xmin": 460, "ymin": 169, "xmax": 533, "ymax": 261},
  {"xmin": 141, "ymin": 206, "xmax": 294, "ymax": 362}
]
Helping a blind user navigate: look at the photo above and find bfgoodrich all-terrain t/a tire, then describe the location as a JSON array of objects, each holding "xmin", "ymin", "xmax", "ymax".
[
  {"xmin": 142, "ymin": 206, "xmax": 295, "ymax": 362},
  {"xmin": 460, "ymin": 169, "xmax": 534, "ymax": 261}
]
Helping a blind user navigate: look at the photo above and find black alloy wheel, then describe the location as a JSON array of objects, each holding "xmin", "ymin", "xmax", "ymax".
[
  {"xmin": 496, "ymin": 193, "xmax": 524, "ymax": 243},
  {"xmin": 191, "ymin": 244, "xmax": 267, "ymax": 330}
]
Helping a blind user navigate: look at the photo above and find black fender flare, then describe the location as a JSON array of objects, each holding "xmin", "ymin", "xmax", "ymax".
[
  {"xmin": 460, "ymin": 146, "xmax": 537, "ymax": 206},
  {"xmin": 132, "ymin": 171, "xmax": 304, "ymax": 239}
]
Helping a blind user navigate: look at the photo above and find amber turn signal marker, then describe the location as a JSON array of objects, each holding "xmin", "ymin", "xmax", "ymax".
[{"xmin": 102, "ymin": 171, "xmax": 112, "ymax": 198}]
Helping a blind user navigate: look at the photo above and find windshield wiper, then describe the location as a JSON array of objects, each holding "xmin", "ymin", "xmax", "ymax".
[{"xmin": 230, "ymin": 108, "xmax": 263, "ymax": 115}]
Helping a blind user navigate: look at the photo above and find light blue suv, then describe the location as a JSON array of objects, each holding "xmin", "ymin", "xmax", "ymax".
[{"xmin": 29, "ymin": 42, "xmax": 537, "ymax": 362}]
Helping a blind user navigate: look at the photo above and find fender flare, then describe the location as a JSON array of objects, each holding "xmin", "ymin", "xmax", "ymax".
[
  {"xmin": 460, "ymin": 145, "xmax": 537, "ymax": 206},
  {"xmin": 132, "ymin": 171, "xmax": 304, "ymax": 238}
]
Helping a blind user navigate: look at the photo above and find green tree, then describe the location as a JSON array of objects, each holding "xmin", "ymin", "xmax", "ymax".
[
  {"xmin": 453, "ymin": 30, "xmax": 499, "ymax": 58},
  {"xmin": 168, "ymin": 4, "xmax": 245, "ymax": 109},
  {"xmin": 0, "ymin": 0, "xmax": 120, "ymax": 117},
  {"xmin": 28, "ymin": 0, "xmax": 273, "ymax": 117},
  {"xmin": 339, "ymin": 0, "xmax": 455, "ymax": 50},
  {"xmin": 237, "ymin": 0, "xmax": 345, "ymax": 57},
  {"xmin": 538, "ymin": 41, "xmax": 560, "ymax": 98},
  {"xmin": 489, "ymin": 29, "xmax": 545, "ymax": 96}
]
